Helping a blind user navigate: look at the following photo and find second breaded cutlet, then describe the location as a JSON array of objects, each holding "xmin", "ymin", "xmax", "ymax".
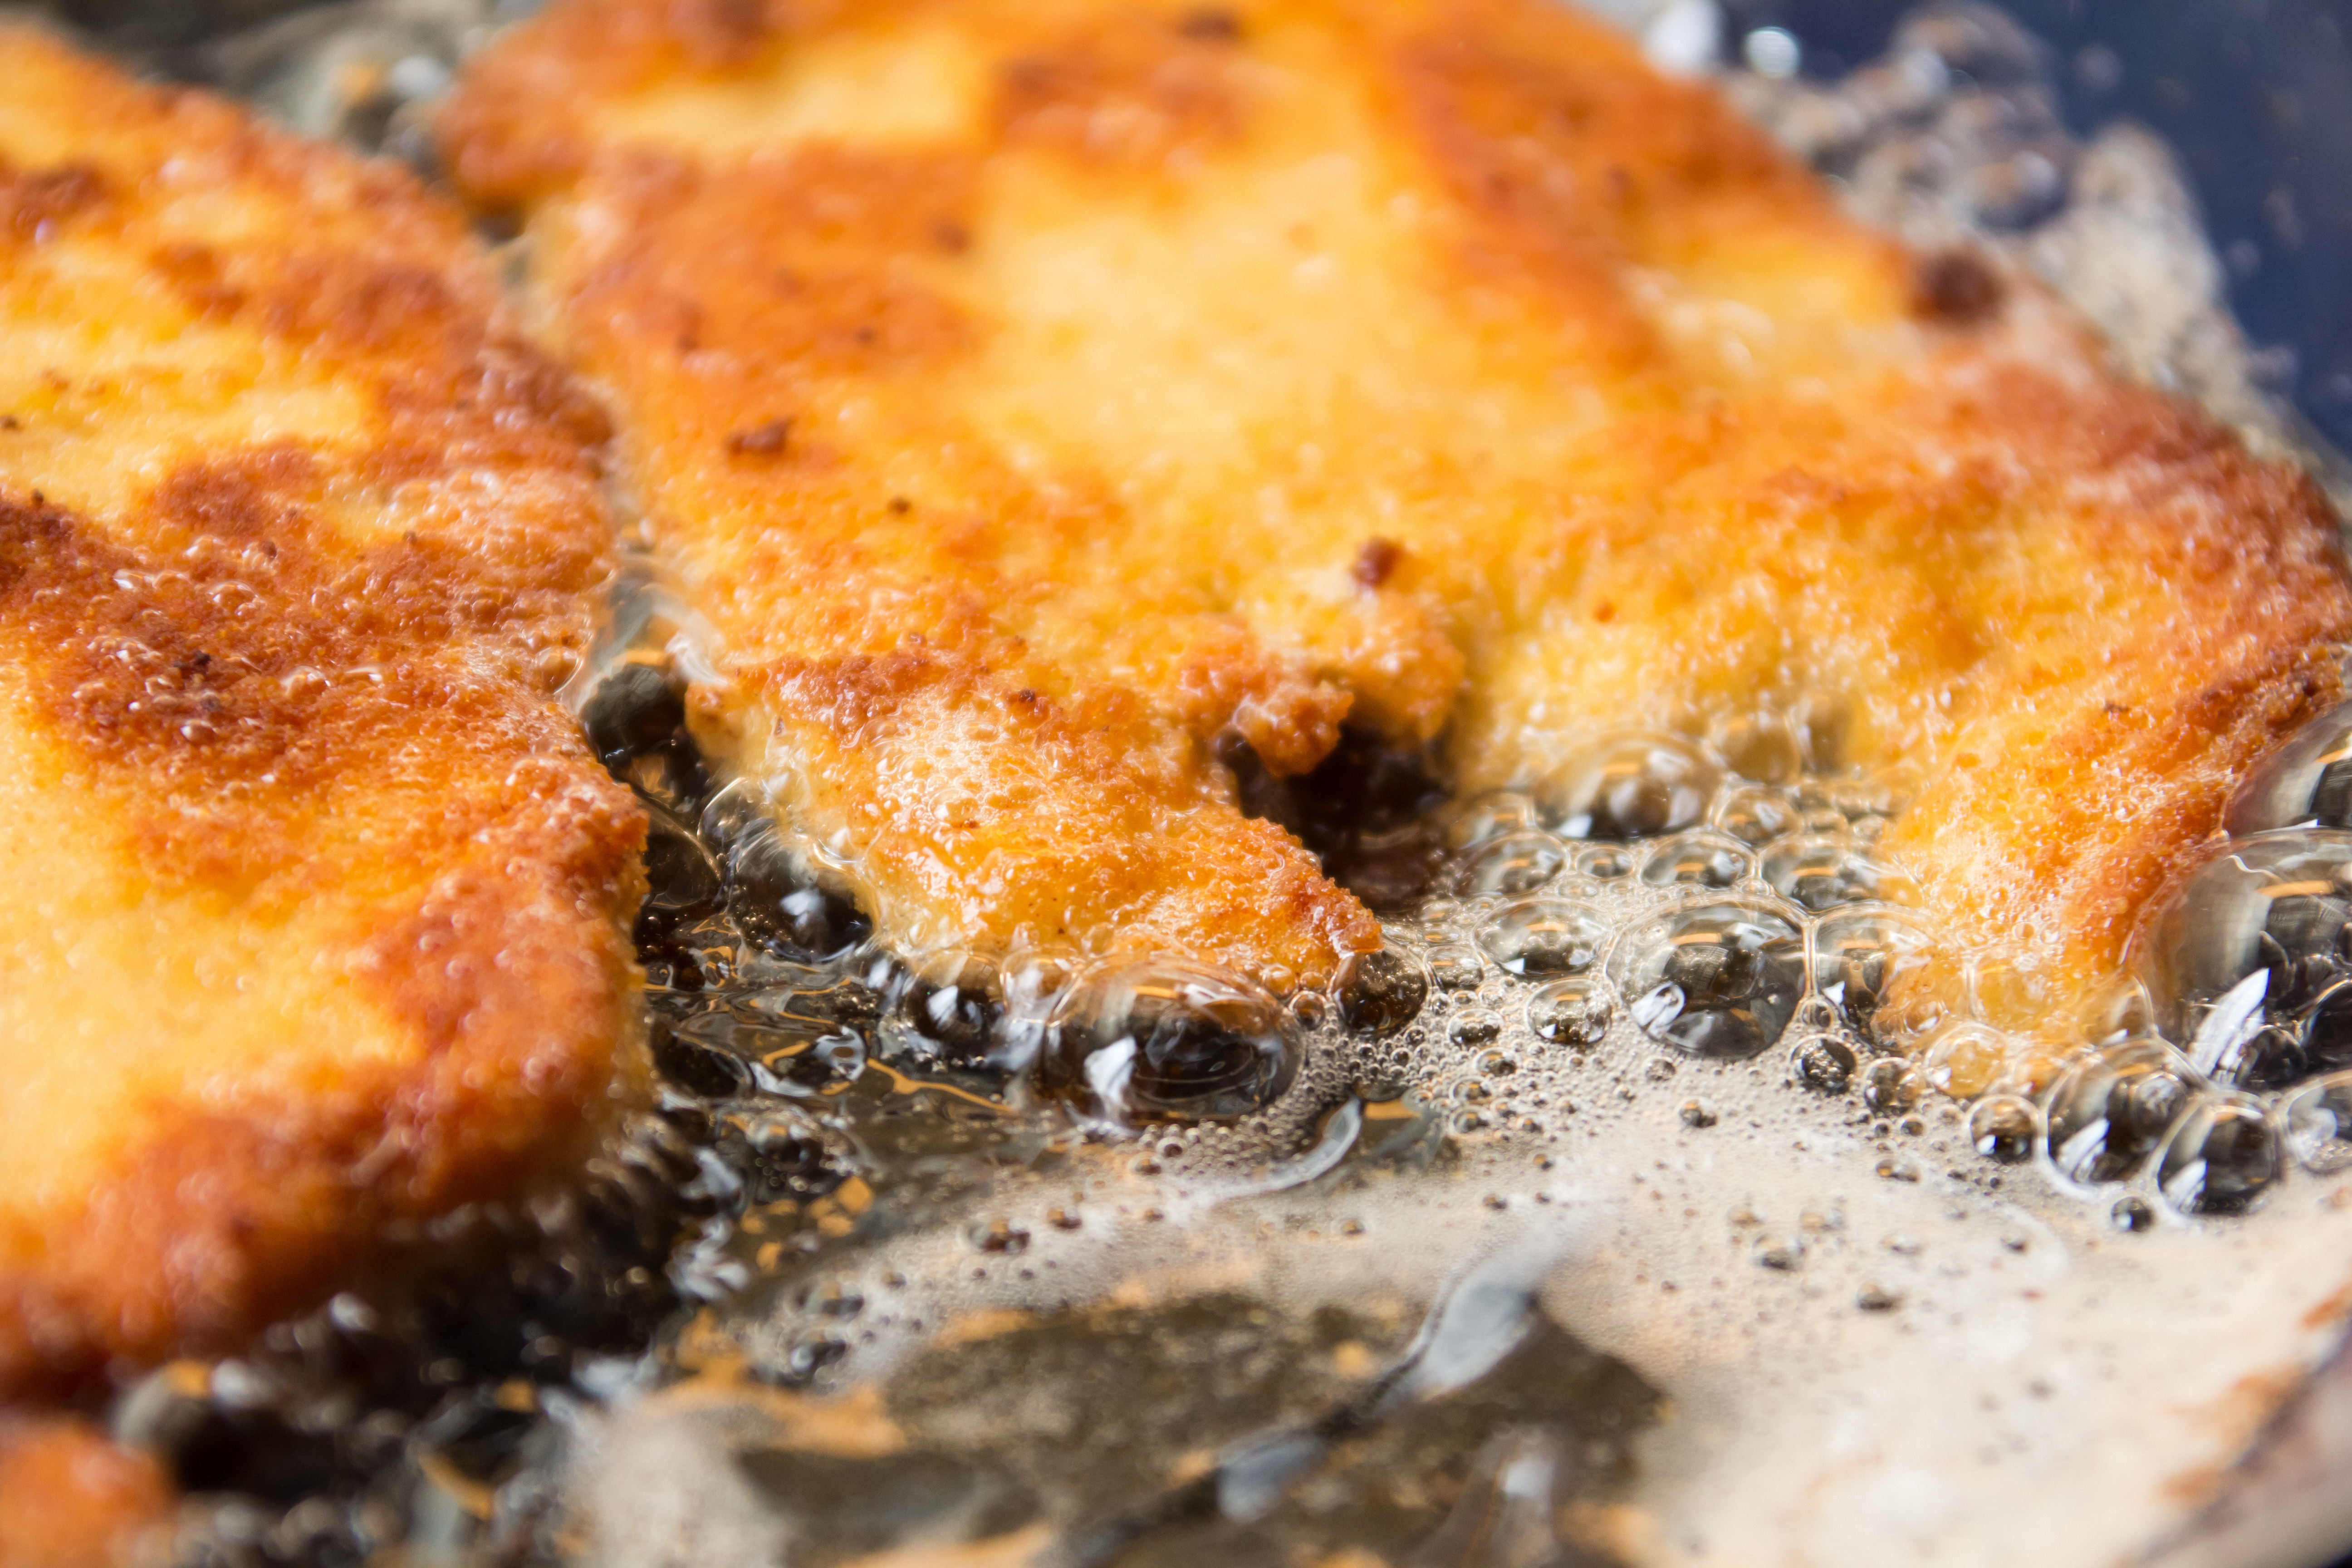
[
  {"xmin": 440, "ymin": 0, "xmax": 2351, "ymax": 1009},
  {"xmin": 0, "ymin": 30, "xmax": 643, "ymax": 1402}
]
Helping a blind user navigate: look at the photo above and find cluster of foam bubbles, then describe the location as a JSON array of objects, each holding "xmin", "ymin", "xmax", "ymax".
[
  {"xmin": 618, "ymin": 685, "xmax": 2352, "ymax": 1240},
  {"xmin": 1322, "ymin": 720, "xmax": 1974, "ymax": 1159},
  {"xmin": 1331, "ymin": 696, "xmax": 2352, "ymax": 1234},
  {"xmin": 2074, "ymin": 701, "xmax": 2352, "ymax": 1216}
]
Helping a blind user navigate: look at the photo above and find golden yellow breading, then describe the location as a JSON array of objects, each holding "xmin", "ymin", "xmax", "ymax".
[
  {"xmin": 441, "ymin": 0, "xmax": 2350, "ymax": 1004},
  {"xmin": 0, "ymin": 33, "xmax": 642, "ymax": 1397}
]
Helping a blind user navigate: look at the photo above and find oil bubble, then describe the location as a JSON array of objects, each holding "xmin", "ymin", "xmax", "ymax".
[
  {"xmin": 2134, "ymin": 829, "xmax": 2352, "ymax": 1058},
  {"xmin": 995, "ymin": 946, "xmax": 1082, "ymax": 1072},
  {"xmin": 1457, "ymin": 831, "xmax": 1568, "ymax": 897},
  {"xmin": 2298, "ymin": 983, "xmax": 2352, "ymax": 1083},
  {"xmin": 1762, "ymin": 835, "xmax": 1914, "ymax": 912},
  {"xmin": 1426, "ymin": 946, "xmax": 1485, "ymax": 990},
  {"xmin": 581, "ymin": 660, "xmax": 687, "ymax": 771},
  {"xmin": 1442, "ymin": 790, "xmax": 1543, "ymax": 852},
  {"xmin": 725, "ymin": 831, "xmax": 872, "ymax": 962},
  {"xmin": 1528, "ymin": 977, "xmax": 1612, "ymax": 1048},
  {"xmin": 1861, "ymin": 1057, "xmax": 1924, "ymax": 1114},
  {"xmin": 1615, "ymin": 902, "xmax": 1806, "ymax": 1060},
  {"xmin": 634, "ymin": 805, "xmax": 725, "ymax": 948},
  {"xmin": 1920, "ymin": 1022, "xmax": 2008, "ymax": 1101},
  {"xmin": 1966, "ymin": 1094, "xmax": 2041, "ymax": 1162},
  {"xmin": 2076, "ymin": 974, "xmax": 2157, "ymax": 1046},
  {"xmin": 2043, "ymin": 1039, "xmax": 2199, "ymax": 1190},
  {"xmin": 1538, "ymin": 732, "xmax": 1719, "ymax": 841},
  {"xmin": 970, "ymin": 1218, "xmax": 1030, "ymax": 1254},
  {"xmin": 2156, "ymin": 1093, "xmax": 2280, "ymax": 1216},
  {"xmin": 1812, "ymin": 909, "xmax": 1937, "ymax": 1045},
  {"xmin": 1712, "ymin": 784, "xmax": 1799, "ymax": 847},
  {"xmin": 1037, "ymin": 960, "xmax": 1300, "ymax": 1127},
  {"xmin": 1708, "ymin": 709, "xmax": 1804, "ymax": 784},
  {"xmin": 2112, "ymin": 1196, "xmax": 2156, "ymax": 1233},
  {"xmin": 649, "ymin": 1015, "xmax": 755, "ymax": 1099},
  {"xmin": 1476, "ymin": 899, "xmax": 1610, "ymax": 978},
  {"xmin": 2282, "ymin": 1072, "xmax": 2352, "ymax": 1174},
  {"xmin": 735, "ymin": 1112, "xmax": 851, "ymax": 1203},
  {"xmin": 1871, "ymin": 992, "xmax": 1957, "ymax": 1056},
  {"xmin": 1447, "ymin": 1010, "xmax": 1503, "ymax": 1046},
  {"xmin": 1966, "ymin": 955, "xmax": 2049, "ymax": 1033},
  {"xmin": 1639, "ymin": 830, "xmax": 1753, "ymax": 888},
  {"xmin": 899, "ymin": 951, "xmax": 1003, "ymax": 1068},
  {"xmin": 2215, "ymin": 1024, "xmax": 2310, "ymax": 1093},
  {"xmin": 1791, "ymin": 1034, "xmax": 1858, "ymax": 1094},
  {"xmin": 1339, "ymin": 947, "xmax": 1430, "ymax": 1035},
  {"xmin": 1573, "ymin": 843, "xmax": 1637, "ymax": 880},
  {"xmin": 697, "ymin": 775, "xmax": 771, "ymax": 852},
  {"xmin": 2223, "ymin": 700, "xmax": 2352, "ymax": 835}
]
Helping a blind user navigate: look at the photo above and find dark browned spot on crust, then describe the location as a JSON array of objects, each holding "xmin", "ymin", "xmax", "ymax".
[
  {"xmin": 573, "ymin": 148, "xmax": 976, "ymax": 427},
  {"xmin": 726, "ymin": 417, "xmax": 793, "ymax": 456},
  {"xmin": 1352, "ymin": 536, "xmax": 1403, "ymax": 591},
  {"xmin": 0, "ymin": 156, "xmax": 104, "ymax": 243},
  {"xmin": 998, "ymin": 13, "xmax": 1249, "ymax": 162},
  {"xmin": 150, "ymin": 240, "xmax": 248, "ymax": 321},
  {"xmin": 1911, "ymin": 247, "xmax": 2005, "ymax": 326},
  {"xmin": 679, "ymin": 0, "xmax": 772, "ymax": 63},
  {"xmin": 1176, "ymin": 7, "xmax": 1243, "ymax": 42}
]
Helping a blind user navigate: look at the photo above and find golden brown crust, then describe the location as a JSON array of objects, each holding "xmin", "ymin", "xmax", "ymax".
[
  {"xmin": 0, "ymin": 1417, "xmax": 173, "ymax": 1568},
  {"xmin": 0, "ymin": 31, "xmax": 641, "ymax": 1395},
  {"xmin": 442, "ymin": 0, "xmax": 2351, "ymax": 1002}
]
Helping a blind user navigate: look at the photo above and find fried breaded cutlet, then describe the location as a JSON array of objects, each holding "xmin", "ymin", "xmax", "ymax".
[
  {"xmin": 441, "ymin": 0, "xmax": 2352, "ymax": 1006},
  {"xmin": 0, "ymin": 31, "xmax": 642, "ymax": 1399}
]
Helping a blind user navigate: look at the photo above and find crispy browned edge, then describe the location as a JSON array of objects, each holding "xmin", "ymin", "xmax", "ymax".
[{"xmin": 0, "ymin": 34, "xmax": 647, "ymax": 1402}]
